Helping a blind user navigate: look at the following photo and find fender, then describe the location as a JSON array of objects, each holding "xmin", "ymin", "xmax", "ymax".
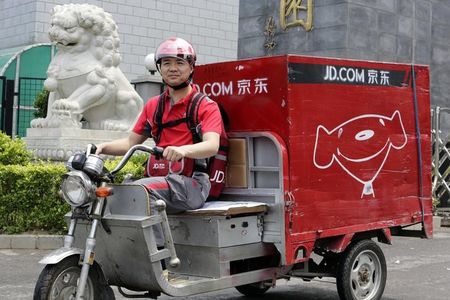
[
  {"xmin": 322, "ymin": 233, "xmax": 355, "ymax": 253},
  {"xmin": 39, "ymin": 247, "xmax": 83, "ymax": 265}
]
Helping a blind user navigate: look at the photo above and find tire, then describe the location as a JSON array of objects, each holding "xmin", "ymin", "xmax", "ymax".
[
  {"xmin": 336, "ymin": 239, "xmax": 387, "ymax": 300},
  {"xmin": 100, "ymin": 285, "xmax": 115, "ymax": 300},
  {"xmin": 235, "ymin": 281, "xmax": 271, "ymax": 297},
  {"xmin": 33, "ymin": 255, "xmax": 115, "ymax": 300}
]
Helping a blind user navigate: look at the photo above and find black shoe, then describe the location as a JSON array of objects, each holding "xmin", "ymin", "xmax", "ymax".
[{"xmin": 157, "ymin": 246, "xmax": 166, "ymax": 270}]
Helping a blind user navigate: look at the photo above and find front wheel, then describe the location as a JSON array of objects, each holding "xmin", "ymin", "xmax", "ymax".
[
  {"xmin": 336, "ymin": 239, "xmax": 387, "ymax": 300},
  {"xmin": 33, "ymin": 255, "xmax": 114, "ymax": 300}
]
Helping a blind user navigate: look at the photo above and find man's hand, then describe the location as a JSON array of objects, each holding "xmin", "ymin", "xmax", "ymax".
[
  {"xmin": 95, "ymin": 143, "xmax": 105, "ymax": 155},
  {"xmin": 163, "ymin": 146, "xmax": 187, "ymax": 161}
]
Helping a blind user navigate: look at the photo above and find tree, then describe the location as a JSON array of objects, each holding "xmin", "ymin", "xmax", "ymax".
[{"xmin": 33, "ymin": 89, "xmax": 49, "ymax": 118}]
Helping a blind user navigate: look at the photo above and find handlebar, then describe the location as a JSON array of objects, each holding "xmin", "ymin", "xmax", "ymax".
[
  {"xmin": 109, "ymin": 144, "xmax": 163, "ymax": 177},
  {"xmin": 86, "ymin": 144, "xmax": 97, "ymax": 155}
]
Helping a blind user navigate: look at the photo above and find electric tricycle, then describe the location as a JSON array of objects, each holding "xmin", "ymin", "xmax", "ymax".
[{"xmin": 34, "ymin": 55, "xmax": 433, "ymax": 300}]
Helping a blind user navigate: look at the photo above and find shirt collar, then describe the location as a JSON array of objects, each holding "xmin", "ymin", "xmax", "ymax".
[{"xmin": 163, "ymin": 84, "xmax": 198, "ymax": 106}]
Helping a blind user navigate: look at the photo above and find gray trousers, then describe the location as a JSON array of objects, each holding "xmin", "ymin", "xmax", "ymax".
[{"xmin": 133, "ymin": 171, "xmax": 210, "ymax": 246}]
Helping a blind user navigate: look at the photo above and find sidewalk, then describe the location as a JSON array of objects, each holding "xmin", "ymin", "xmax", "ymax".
[{"xmin": 1, "ymin": 217, "xmax": 449, "ymax": 250}]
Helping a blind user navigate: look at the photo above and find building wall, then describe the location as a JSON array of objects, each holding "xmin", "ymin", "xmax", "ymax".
[
  {"xmin": 0, "ymin": 0, "xmax": 239, "ymax": 81},
  {"xmin": 0, "ymin": 1, "xmax": 37, "ymax": 48},
  {"xmin": 239, "ymin": 0, "xmax": 450, "ymax": 113}
]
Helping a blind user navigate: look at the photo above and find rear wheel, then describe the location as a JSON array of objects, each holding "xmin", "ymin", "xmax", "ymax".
[
  {"xmin": 231, "ymin": 255, "xmax": 279, "ymax": 297},
  {"xmin": 336, "ymin": 239, "xmax": 386, "ymax": 300},
  {"xmin": 235, "ymin": 281, "xmax": 271, "ymax": 296},
  {"xmin": 33, "ymin": 255, "xmax": 114, "ymax": 300}
]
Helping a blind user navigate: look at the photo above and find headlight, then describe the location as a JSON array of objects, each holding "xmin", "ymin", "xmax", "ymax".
[{"xmin": 61, "ymin": 171, "xmax": 96, "ymax": 207}]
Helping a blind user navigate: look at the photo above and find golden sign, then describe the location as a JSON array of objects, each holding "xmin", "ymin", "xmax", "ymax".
[{"xmin": 280, "ymin": 0, "xmax": 314, "ymax": 31}]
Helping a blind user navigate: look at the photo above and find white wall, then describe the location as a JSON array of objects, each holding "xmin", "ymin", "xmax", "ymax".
[
  {"xmin": 0, "ymin": 0, "xmax": 239, "ymax": 81},
  {"xmin": 0, "ymin": 1, "xmax": 37, "ymax": 48}
]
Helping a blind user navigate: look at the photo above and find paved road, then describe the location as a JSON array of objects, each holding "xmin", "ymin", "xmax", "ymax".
[{"xmin": 1, "ymin": 232, "xmax": 450, "ymax": 299}]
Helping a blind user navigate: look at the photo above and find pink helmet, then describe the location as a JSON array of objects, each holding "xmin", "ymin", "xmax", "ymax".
[{"xmin": 155, "ymin": 37, "xmax": 196, "ymax": 68}]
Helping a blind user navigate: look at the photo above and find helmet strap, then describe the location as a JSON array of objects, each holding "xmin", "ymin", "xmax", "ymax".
[
  {"xmin": 162, "ymin": 71, "xmax": 194, "ymax": 91},
  {"xmin": 165, "ymin": 80, "xmax": 189, "ymax": 90}
]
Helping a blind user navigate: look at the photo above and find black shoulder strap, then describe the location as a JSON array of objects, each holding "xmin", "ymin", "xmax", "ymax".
[
  {"xmin": 153, "ymin": 93, "xmax": 165, "ymax": 144},
  {"xmin": 153, "ymin": 92, "xmax": 207, "ymax": 145},
  {"xmin": 153, "ymin": 92, "xmax": 191, "ymax": 144},
  {"xmin": 186, "ymin": 92, "xmax": 206, "ymax": 144}
]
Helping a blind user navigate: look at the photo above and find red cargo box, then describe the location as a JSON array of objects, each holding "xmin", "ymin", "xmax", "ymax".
[{"xmin": 195, "ymin": 55, "xmax": 432, "ymax": 264}]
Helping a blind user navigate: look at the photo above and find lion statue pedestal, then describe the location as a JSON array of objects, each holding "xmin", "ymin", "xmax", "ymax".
[
  {"xmin": 25, "ymin": 128, "xmax": 131, "ymax": 160},
  {"xmin": 25, "ymin": 4, "xmax": 145, "ymax": 160}
]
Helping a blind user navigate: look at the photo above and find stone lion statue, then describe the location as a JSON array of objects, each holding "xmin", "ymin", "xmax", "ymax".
[{"xmin": 31, "ymin": 4, "xmax": 143, "ymax": 131}]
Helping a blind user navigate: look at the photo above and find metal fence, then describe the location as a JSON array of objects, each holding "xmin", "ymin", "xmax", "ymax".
[
  {"xmin": 0, "ymin": 76, "xmax": 5, "ymax": 133},
  {"xmin": 432, "ymin": 106, "xmax": 450, "ymax": 208},
  {"xmin": 17, "ymin": 77, "xmax": 45, "ymax": 137}
]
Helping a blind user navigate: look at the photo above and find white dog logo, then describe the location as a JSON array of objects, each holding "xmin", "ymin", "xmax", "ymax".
[{"xmin": 313, "ymin": 111, "xmax": 407, "ymax": 198}]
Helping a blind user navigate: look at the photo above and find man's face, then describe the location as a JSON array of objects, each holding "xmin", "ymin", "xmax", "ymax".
[{"xmin": 160, "ymin": 57, "xmax": 193, "ymax": 87}]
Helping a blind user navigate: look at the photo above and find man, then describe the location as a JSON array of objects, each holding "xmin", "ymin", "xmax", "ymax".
[{"xmin": 96, "ymin": 37, "xmax": 224, "ymax": 243}]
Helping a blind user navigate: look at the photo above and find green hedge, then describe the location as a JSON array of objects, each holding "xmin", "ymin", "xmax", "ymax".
[
  {"xmin": 0, "ymin": 133, "xmax": 31, "ymax": 165},
  {"xmin": 0, "ymin": 132, "xmax": 147, "ymax": 234},
  {"xmin": 0, "ymin": 163, "xmax": 68, "ymax": 234},
  {"xmin": 104, "ymin": 154, "xmax": 146, "ymax": 183},
  {"xmin": 0, "ymin": 156, "xmax": 146, "ymax": 234}
]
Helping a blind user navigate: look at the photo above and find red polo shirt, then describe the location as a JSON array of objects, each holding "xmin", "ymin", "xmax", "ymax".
[{"xmin": 133, "ymin": 85, "xmax": 224, "ymax": 147}]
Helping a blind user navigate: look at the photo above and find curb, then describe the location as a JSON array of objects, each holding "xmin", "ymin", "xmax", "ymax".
[
  {"xmin": 1, "ymin": 217, "xmax": 449, "ymax": 250},
  {"xmin": 0, "ymin": 234, "xmax": 63, "ymax": 250}
]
